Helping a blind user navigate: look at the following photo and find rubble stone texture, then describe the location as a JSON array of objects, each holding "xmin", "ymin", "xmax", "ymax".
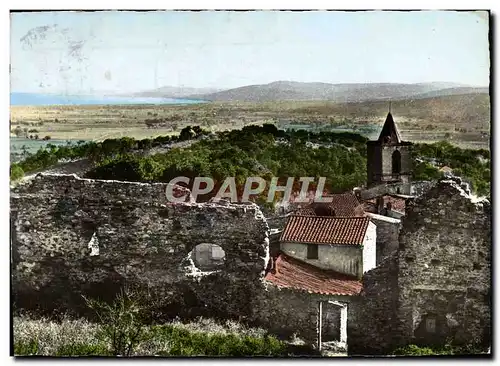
[
  {"xmin": 11, "ymin": 174, "xmax": 270, "ymax": 319},
  {"xmin": 349, "ymin": 177, "xmax": 491, "ymax": 354},
  {"xmin": 397, "ymin": 178, "xmax": 491, "ymax": 350},
  {"xmin": 10, "ymin": 174, "xmax": 491, "ymax": 354}
]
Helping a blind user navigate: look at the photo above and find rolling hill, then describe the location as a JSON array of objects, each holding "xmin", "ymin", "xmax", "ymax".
[{"xmin": 182, "ymin": 81, "xmax": 487, "ymax": 103}]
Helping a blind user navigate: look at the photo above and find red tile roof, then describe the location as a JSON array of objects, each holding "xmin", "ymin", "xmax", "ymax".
[
  {"xmin": 367, "ymin": 195, "xmax": 406, "ymax": 214},
  {"xmin": 280, "ymin": 216, "xmax": 370, "ymax": 245},
  {"xmin": 294, "ymin": 192, "xmax": 365, "ymax": 217},
  {"xmin": 264, "ymin": 253, "xmax": 363, "ymax": 296}
]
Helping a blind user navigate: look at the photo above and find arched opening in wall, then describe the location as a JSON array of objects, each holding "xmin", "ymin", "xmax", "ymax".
[
  {"xmin": 392, "ymin": 150, "xmax": 402, "ymax": 174},
  {"xmin": 191, "ymin": 243, "xmax": 226, "ymax": 271}
]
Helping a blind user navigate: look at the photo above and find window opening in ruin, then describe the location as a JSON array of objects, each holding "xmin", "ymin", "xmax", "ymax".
[
  {"xmin": 426, "ymin": 317, "xmax": 436, "ymax": 333},
  {"xmin": 192, "ymin": 243, "xmax": 226, "ymax": 271},
  {"xmin": 392, "ymin": 150, "xmax": 401, "ymax": 174},
  {"xmin": 307, "ymin": 244, "xmax": 318, "ymax": 259}
]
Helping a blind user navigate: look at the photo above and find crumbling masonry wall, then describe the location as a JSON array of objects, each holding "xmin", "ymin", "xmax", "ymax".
[
  {"xmin": 347, "ymin": 253, "xmax": 399, "ymax": 355},
  {"xmin": 349, "ymin": 178, "xmax": 491, "ymax": 355},
  {"xmin": 10, "ymin": 174, "xmax": 491, "ymax": 353},
  {"xmin": 11, "ymin": 174, "xmax": 270, "ymax": 320},
  {"xmin": 397, "ymin": 178, "xmax": 491, "ymax": 349},
  {"xmin": 251, "ymin": 285, "xmax": 349, "ymax": 346}
]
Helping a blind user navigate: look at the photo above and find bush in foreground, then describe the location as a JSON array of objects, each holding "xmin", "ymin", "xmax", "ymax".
[
  {"xmin": 12, "ymin": 315, "xmax": 288, "ymax": 357},
  {"xmin": 10, "ymin": 164, "xmax": 24, "ymax": 181}
]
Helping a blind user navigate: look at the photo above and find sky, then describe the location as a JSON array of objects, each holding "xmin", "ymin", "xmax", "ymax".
[{"xmin": 10, "ymin": 10, "xmax": 490, "ymax": 95}]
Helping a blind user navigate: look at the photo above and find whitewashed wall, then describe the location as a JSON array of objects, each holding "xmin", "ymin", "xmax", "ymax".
[
  {"xmin": 362, "ymin": 221, "xmax": 377, "ymax": 273},
  {"xmin": 281, "ymin": 242, "xmax": 362, "ymax": 277}
]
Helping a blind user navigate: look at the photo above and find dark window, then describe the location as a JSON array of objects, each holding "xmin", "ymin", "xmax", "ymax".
[
  {"xmin": 307, "ymin": 244, "xmax": 318, "ymax": 259},
  {"xmin": 392, "ymin": 150, "xmax": 402, "ymax": 174},
  {"xmin": 426, "ymin": 318, "xmax": 436, "ymax": 333}
]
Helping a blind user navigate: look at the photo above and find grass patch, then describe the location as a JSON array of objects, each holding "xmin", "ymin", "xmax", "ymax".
[
  {"xmin": 148, "ymin": 325, "xmax": 286, "ymax": 356},
  {"xmin": 13, "ymin": 315, "xmax": 289, "ymax": 357},
  {"xmin": 391, "ymin": 343, "xmax": 489, "ymax": 356},
  {"xmin": 55, "ymin": 343, "xmax": 112, "ymax": 356}
]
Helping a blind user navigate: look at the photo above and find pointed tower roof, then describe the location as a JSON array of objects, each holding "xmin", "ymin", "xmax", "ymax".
[{"xmin": 378, "ymin": 112, "xmax": 402, "ymax": 144}]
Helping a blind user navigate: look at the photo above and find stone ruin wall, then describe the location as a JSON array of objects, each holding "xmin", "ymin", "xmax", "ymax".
[
  {"xmin": 11, "ymin": 174, "xmax": 270, "ymax": 321},
  {"xmin": 347, "ymin": 253, "xmax": 400, "ymax": 355},
  {"xmin": 349, "ymin": 178, "xmax": 491, "ymax": 355},
  {"xmin": 397, "ymin": 179, "xmax": 491, "ymax": 349},
  {"xmin": 252, "ymin": 283, "xmax": 362, "ymax": 348},
  {"xmin": 10, "ymin": 174, "xmax": 491, "ymax": 353}
]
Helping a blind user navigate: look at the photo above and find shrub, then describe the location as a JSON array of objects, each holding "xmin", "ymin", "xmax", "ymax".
[
  {"xmin": 10, "ymin": 164, "xmax": 24, "ymax": 181},
  {"xmin": 392, "ymin": 344, "xmax": 436, "ymax": 356},
  {"xmin": 84, "ymin": 289, "xmax": 146, "ymax": 356},
  {"xmin": 179, "ymin": 126, "xmax": 196, "ymax": 141}
]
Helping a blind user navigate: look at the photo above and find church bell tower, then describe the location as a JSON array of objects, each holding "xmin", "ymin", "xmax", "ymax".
[{"xmin": 366, "ymin": 109, "xmax": 413, "ymax": 193}]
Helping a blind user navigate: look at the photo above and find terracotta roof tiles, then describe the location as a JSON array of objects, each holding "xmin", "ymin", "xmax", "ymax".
[
  {"xmin": 264, "ymin": 253, "xmax": 363, "ymax": 296},
  {"xmin": 280, "ymin": 215, "xmax": 370, "ymax": 245},
  {"xmin": 294, "ymin": 192, "xmax": 365, "ymax": 217}
]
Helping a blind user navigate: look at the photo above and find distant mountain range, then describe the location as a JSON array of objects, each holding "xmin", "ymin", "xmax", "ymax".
[
  {"xmin": 131, "ymin": 81, "xmax": 488, "ymax": 103},
  {"xmin": 11, "ymin": 81, "xmax": 489, "ymax": 106}
]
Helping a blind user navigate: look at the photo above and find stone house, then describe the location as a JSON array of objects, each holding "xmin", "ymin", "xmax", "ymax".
[
  {"xmin": 278, "ymin": 216, "xmax": 376, "ymax": 278},
  {"xmin": 256, "ymin": 193, "xmax": 376, "ymax": 351}
]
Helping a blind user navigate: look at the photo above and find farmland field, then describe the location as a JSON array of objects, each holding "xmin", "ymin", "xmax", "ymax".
[{"xmin": 10, "ymin": 94, "xmax": 490, "ymax": 150}]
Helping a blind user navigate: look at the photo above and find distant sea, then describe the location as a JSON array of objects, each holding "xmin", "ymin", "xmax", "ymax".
[{"xmin": 10, "ymin": 92, "xmax": 206, "ymax": 106}]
